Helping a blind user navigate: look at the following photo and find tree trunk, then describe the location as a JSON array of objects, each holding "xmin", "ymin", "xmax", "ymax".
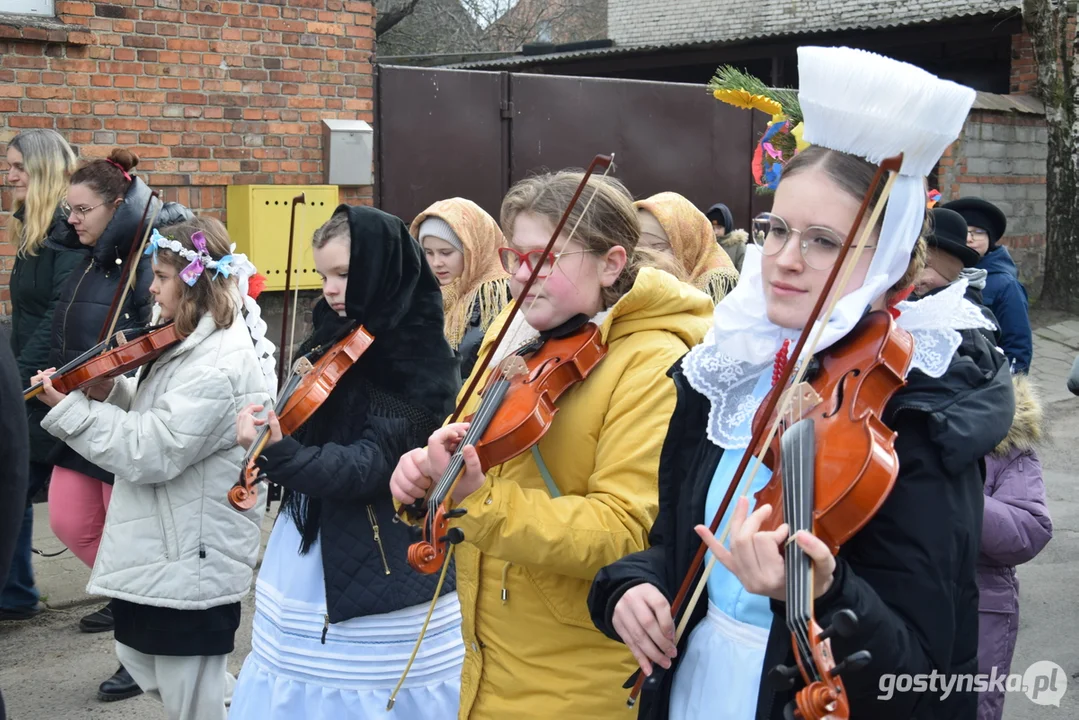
[{"xmin": 1024, "ymin": 0, "xmax": 1079, "ymax": 312}]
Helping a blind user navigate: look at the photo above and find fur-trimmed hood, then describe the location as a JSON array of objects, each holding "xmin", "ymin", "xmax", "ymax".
[
  {"xmin": 720, "ymin": 228, "xmax": 749, "ymax": 248},
  {"xmin": 993, "ymin": 373, "xmax": 1044, "ymax": 456}
]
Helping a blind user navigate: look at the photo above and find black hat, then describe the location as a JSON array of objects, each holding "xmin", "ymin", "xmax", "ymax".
[
  {"xmin": 706, "ymin": 203, "xmax": 733, "ymax": 234},
  {"xmin": 941, "ymin": 197, "xmax": 1007, "ymax": 249},
  {"xmin": 928, "ymin": 208, "xmax": 982, "ymax": 267}
]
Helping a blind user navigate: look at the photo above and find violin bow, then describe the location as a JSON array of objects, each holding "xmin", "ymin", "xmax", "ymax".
[
  {"xmin": 388, "ymin": 154, "xmax": 616, "ymax": 711},
  {"xmin": 277, "ymin": 193, "xmax": 306, "ymax": 388},
  {"xmin": 627, "ymin": 154, "xmax": 903, "ymax": 707},
  {"xmin": 98, "ymin": 190, "xmax": 161, "ymax": 345}
]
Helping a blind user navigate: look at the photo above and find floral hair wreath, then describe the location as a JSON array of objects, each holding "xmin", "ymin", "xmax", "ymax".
[
  {"xmin": 145, "ymin": 228, "xmax": 239, "ymax": 286},
  {"xmin": 708, "ymin": 66, "xmax": 810, "ymax": 194}
]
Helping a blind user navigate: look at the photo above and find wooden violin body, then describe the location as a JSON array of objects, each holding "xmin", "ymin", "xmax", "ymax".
[
  {"xmin": 228, "ymin": 323, "xmax": 374, "ymax": 511},
  {"xmin": 751, "ymin": 310, "xmax": 914, "ymax": 720},
  {"xmin": 470, "ymin": 322, "xmax": 607, "ymax": 471},
  {"xmin": 752, "ymin": 310, "xmax": 915, "ymax": 552},
  {"xmin": 24, "ymin": 324, "xmax": 183, "ymax": 400},
  {"xmin": 406, "ymin": 321, "xmax": 608, "ymax": 574}
]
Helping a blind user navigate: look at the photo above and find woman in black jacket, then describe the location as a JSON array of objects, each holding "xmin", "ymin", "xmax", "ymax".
[
  {"xmin": 230, "ymin": 205, "xmax": 463, "ymax": 719},
  {"xmin": 43, "ymin": 148, "xmax": 159, "ymax": 701},
  {"xmin": 588, "ymin": 143, "xmax": 1013, "ymax": 720},
  {"xmin": 1, "ymin": 129, "xmax": 80, "ymax": 622}
]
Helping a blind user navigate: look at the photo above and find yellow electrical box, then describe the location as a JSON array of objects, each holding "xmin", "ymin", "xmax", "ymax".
[{"xmin": 226, "ymin": 185, "xmax": 340, "ymax": 291}]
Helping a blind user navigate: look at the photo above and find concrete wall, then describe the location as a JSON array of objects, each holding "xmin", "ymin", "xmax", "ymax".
[{"xmin": 937, "ymin": 108, "xmax": 1048, "ymax": 296}]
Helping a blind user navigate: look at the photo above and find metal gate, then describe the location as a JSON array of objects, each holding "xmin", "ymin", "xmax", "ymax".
[{"xmin": 374, "ymin": 65, "xmax": 771, "ymax": 230}]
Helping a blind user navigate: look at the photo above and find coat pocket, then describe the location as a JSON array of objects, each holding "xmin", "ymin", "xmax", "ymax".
[
  {"xmin": 522, "ymin": 565, "xmax": 597, "ymax": 631},
  {"xmin": 153, "ymin": 484, "xmax": 181, "ymax": 561}
]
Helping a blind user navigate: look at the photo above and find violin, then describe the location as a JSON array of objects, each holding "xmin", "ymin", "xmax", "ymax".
[
  {"xmin": 407, "ymin": 319, "xmax": 607, "ymax": 574},
  {"xmin": 24, "ymin": 324, "xmax": 182, "ymax": 400},
  {"xmin": 626, "ymin": 155, "xmax": 907, "ymax": 718},
  {"xmin": 24, "ymin": 192, "xmax": 168, "ymax": 401},
  {"xmin": 227, "ymin": 321, "xmax": 374, "ymax": 511},
  {"xmin": 388, "ymin": 155, "xmax": 616, "ymax": 711},
  {"xmin": 750, "ymin": 309, "xmax": 913, "ymax": 718},
  {"xmin": 402, "ymin": 154, "xmax": 615, "ymax": 575}
]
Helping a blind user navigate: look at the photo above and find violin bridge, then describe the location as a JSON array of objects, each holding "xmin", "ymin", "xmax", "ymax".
[
  {"xmin": 294, "ymin": 357, "xmax": 314, "ymax": 375},
  {"xmin": 780, "ymin": 382, "xmax": 822, "ymax": 415},
  {"xmin": 116, "ymin": 330, "xmax": 128, "ymax": 346},
  {"xmin": 498, "ymin": 356, "xmax": 529, "ymax": 380}
]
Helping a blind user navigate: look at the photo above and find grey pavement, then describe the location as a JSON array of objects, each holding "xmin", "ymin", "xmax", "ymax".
[{"xmin": 2, "ymin": 320, "xmax": 1079, "ymax": 719}]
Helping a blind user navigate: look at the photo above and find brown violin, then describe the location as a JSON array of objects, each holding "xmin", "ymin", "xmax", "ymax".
[
  {"xmin": 750, "ymin": 309, "xmax": 913, "ymax": 719},
  {"xmin": 407, "ymin": 318, "xmax": 607, "ymax": 574},
  {"xmin": 24, "ymin": 323, "xmax": 182, "ymax": 400},
  {"xmin": 626, "ymin": 155, "xmax": 907, "ymax": 718},
  {"xmin": 402, "ymin": 154, "xmax": 614, "ymax": 575},
  {"xmin": 228, "ymin": 322, "xmax": 374, "ymax": 511}
]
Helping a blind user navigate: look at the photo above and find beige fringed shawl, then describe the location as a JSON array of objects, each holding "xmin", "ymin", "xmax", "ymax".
[
  {"xmin": 410, "ymin": 198, "xmax": 511, "ymax": 350},
  {"xmin": 635, "ymin": 192, "xmax": 741, "ymax": 304}
]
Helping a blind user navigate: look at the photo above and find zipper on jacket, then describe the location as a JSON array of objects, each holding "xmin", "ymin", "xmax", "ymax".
[
  {"xmin": 61, "ymin": 262, "xmax": 92, "ymax": 358},
  {"xmin": 321, "ymin": 613, "xmax": 329, "ymax": 644},
  {"xmin": 367, "ymin": 505, "xmax": 391, "ymax": 576},
  {"xmin": 501, "ymin": 562, "xmax": 511, "ymax": 604}
]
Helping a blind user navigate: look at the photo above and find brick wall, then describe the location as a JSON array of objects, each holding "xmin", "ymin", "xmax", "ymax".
[
  {"xmin": 0, "ymin": 0, "xmax": 376, "ymax": 318},
  {"xmin": 936, "ymin": 108, "xmax": 1048, "ymax": 296},
  {"xmin": 608, "ymin": 0, "xmax": 1021, "ymax": 46}
]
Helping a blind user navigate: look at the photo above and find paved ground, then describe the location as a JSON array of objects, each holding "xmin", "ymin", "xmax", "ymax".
[{"xmin": 1, "ymin": 320, "xmax": 1077, "ymax": 719}]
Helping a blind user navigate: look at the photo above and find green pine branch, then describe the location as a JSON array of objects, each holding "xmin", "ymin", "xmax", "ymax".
[{"xmin": 707, "ymin": 66, "xmax": 802, "ymax": 124}]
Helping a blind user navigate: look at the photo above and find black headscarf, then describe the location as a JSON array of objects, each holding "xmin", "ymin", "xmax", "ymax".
[{"xmin": 283, "ymin": 205, "xmax": 461, "ymax": 549}]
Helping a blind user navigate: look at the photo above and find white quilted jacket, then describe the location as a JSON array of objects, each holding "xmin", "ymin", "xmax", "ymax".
[{"xmin": 41, "ymin": 305, "xmax": 272, "ymax": 610}]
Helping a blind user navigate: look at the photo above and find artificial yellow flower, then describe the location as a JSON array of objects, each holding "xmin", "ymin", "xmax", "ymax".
[
  {"xmin": 712, "ymin": 88, "xmax": 783, "ymax": 116},
  {"xmin": 791, "ymin": 122, "xmax": 809, "ymax": 151}
]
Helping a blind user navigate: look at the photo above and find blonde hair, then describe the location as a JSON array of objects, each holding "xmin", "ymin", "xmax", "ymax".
[
  {"xmin": 8, "ymin": 130, "xmax": 77, "ymax": 257},
  {"xmin": 150, "ymin": 216, "xmax": 239, "ymax": 338},
  {"xmin": 500, "ymin": 170, "xmax": 676, "ymax": 308}
]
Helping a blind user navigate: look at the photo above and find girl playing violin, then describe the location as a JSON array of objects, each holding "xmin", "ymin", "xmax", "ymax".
[
  {"xmin": 33, "ymin": 217, "xmax": 272, "ymax": 720},
  {"xmin": 635, "ymin": 192, "xmax": 740, "ymax": 303},
  {"xmin": 412, "ymin": 197, "xmax": 512, "ymax": 380},
  {"xmin": 228, "ymin": 205, "xmax": 464, "ymax": 719},
  {"xmin": 390, "ymin": 171, "xmax": 714, "ymax": 718},
  {"xmin": 588, "ymin": 143, "xmax": 1013, "ymax": 718}
]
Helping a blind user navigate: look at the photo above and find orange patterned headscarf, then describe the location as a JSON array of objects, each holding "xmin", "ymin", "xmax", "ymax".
[
  {"xmin": 410, "ymin": 198, "xmax": 511, "ymax": 350},
  {"xmin": 634, "ymin": 192, "xmax": 739, "ymax": 303}
]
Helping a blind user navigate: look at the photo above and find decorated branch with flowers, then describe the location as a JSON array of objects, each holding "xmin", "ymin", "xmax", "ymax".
[{"xmin": 708, "ymin": 65, "xmax": 809, "ymax": 193}]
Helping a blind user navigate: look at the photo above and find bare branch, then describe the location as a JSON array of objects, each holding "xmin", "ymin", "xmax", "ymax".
[{"xmin": 376, "ymin": 0, "xmax": 426, "ymax": 37}]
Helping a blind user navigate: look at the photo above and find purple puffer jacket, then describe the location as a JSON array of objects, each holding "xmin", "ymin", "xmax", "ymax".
[{"xmin": 977, "ymin": 375, "xmax": 1053, "ymax": 720}]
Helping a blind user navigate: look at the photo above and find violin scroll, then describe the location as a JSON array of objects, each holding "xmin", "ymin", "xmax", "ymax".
[{"xmin": 769, "ymin": 609, "xmax": 872, "ymax": 720}]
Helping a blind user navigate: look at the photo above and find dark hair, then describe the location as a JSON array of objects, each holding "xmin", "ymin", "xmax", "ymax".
[
  {"xmin": 781, "ymin": 146, "xmax": 927, "ymax": 300},
  {"xmin": 158, "ymin": 201, "xmax": 193, "ymax": 228},
  {"xmin": 69, "ymin": 148, "xmax": 138, "ymax": 204}
]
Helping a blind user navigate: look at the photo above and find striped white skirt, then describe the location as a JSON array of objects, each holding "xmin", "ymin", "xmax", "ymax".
[
  {"xmin": 668, "ymin": 600, "xmax": 769, "ymax": 720},
  {"xmin": 228, "ymin": 514, "xmax": 463, "ymax": 720}
]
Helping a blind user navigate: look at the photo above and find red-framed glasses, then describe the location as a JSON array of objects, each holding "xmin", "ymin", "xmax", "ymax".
[{"xmin": 497, "ymin": 247, "xmax": 592, "ymax": 277}]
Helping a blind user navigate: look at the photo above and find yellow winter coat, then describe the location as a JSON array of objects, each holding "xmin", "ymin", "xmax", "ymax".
[{"xmin": 446, "ymin": 267, "xmax": 712, "ymax": 718}]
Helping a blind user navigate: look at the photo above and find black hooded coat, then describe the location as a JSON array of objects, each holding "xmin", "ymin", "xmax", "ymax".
[
  {"xmin": 46, "ymin": 177, "xmax": 159, "ymax": 484},
  {"xmin": 257, "ymin": 205, "xmax": 462, "ymax": 625}
]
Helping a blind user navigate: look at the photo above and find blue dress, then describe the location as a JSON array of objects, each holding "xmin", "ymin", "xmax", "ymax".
[{"xmin": 669, "ymin": 370, "xmax": 774, "ymax": 720}]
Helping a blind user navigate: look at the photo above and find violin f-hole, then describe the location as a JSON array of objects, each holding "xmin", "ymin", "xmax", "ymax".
[
  {"xmin": 527, "ymin": 356, "xmax": 562, "ymax": 383},
  {"xmin": 822, "ymin": 369, "xmax": 861, "ymax": 419}
]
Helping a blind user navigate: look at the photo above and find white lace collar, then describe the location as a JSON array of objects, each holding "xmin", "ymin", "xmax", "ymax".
[{"xmin": 683, "ymin": 278, "xmax": 998, "ymax": 449}]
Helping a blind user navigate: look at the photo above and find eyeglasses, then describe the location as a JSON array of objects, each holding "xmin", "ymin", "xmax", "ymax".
[
  {"xmin": 967, "ymin": 228, "xmax": 989, "ymax": 239},
  {"xmin": 61, "ymin": 200, "xmax": 104, "ymax": 221},
  {"xmin": 497, "ymin": 247, "xmax": 593, "ymax": 277},
  {"xmin": 751, "ymin": 212, "xmax": 873, "ymax": 270}
]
